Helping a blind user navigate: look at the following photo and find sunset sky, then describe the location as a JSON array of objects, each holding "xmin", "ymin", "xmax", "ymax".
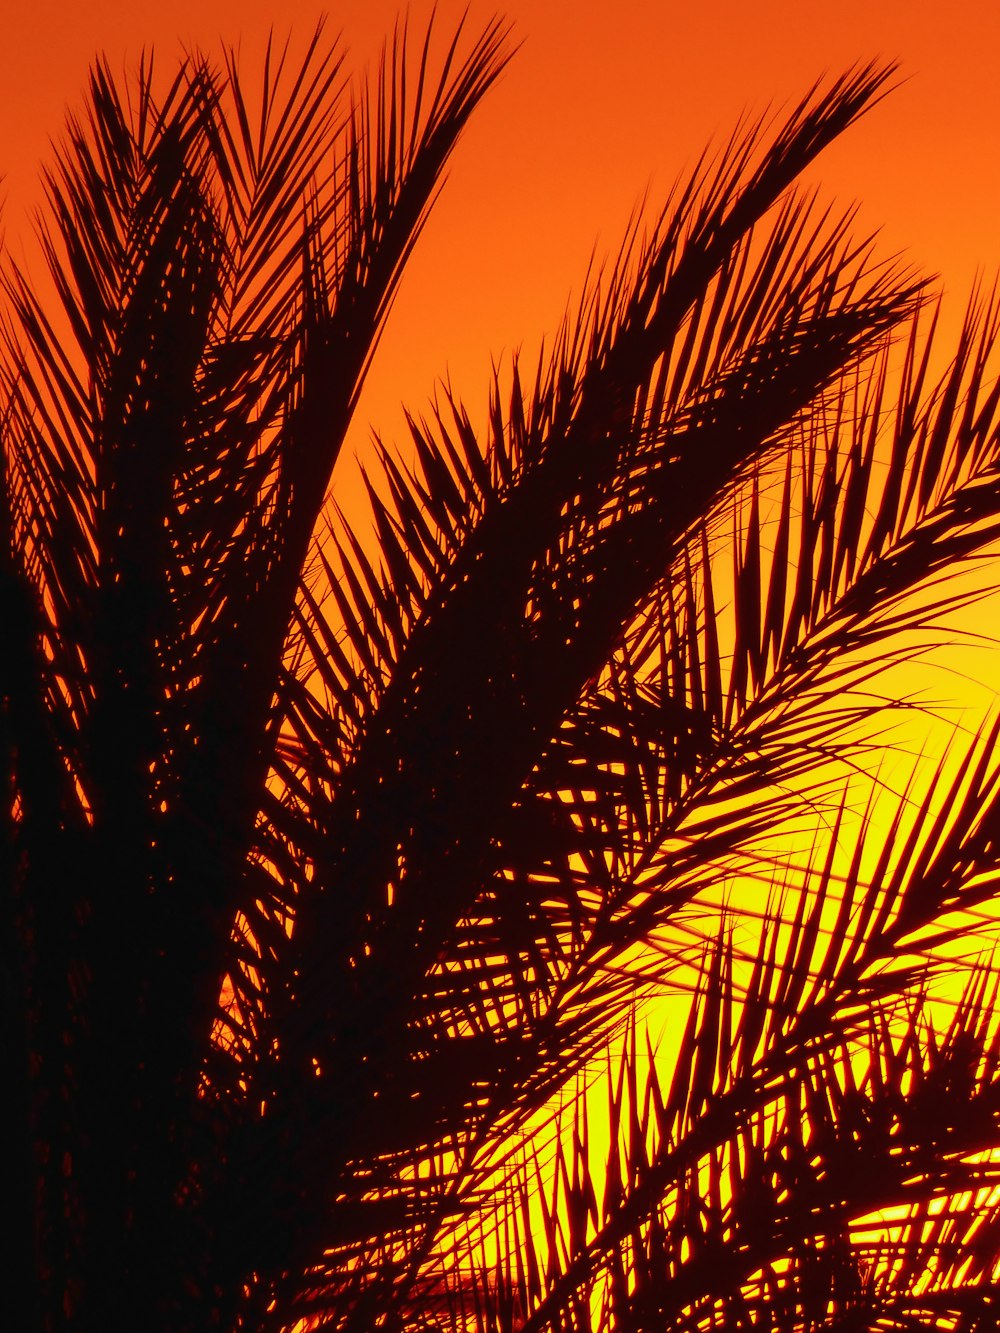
[
  {"xmin": 3, "ymin": 0, "xmax": 997, "ymax": 472},
  {"xmin": 11, "ymin": 12, "xmax": 1000, "ymax": 1314}
]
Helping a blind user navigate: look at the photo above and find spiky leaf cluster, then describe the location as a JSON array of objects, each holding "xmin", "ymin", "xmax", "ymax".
[{"xmin": 6, "ymin": 17, "xmax": 1000, "ymax": 1333}]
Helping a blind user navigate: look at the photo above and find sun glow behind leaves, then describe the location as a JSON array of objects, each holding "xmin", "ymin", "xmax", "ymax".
[
  {"xmin": 11, "ymin": 12, "xmax": 1000, "ymax": 1328},
  {"xmin": 355, "ymin": 297, "xmax": 1000, "ymax": 1325}
]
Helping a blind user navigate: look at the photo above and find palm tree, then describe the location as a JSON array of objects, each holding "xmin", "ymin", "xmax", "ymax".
[{"xmin": 6, "ymin": 13, "xmax": 1000, "ymax": 1331}]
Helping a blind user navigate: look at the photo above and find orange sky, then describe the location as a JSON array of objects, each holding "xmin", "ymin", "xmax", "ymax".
[
  {"xmin": 12, "ymin": 3, "xmax": 999, "ymax": 1262},
  {"xmin": 3, "ymin": 0, "xmax": 997, "ymax": 470}
]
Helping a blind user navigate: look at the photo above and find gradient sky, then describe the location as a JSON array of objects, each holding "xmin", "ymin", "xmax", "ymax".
[
  {"xmin": 10, "ymin": 0, "xmax": 999, "ymax": 1179},
  {"xmin": 3, "ymin": 0, "xmax": 997, "ymax": 470}
]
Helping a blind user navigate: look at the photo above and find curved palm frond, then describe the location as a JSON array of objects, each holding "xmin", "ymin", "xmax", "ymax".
[
  {"xmin": 221, "ymin": 62, "xmax": 952, "ymax": 1330},
  {"xmin": 389, "ymin": 302, "xmax": 1000, "ymax": 1333}
]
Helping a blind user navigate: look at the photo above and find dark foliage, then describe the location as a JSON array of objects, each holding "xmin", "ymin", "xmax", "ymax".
[{"xmin": 5, "ymin": 15, "xmax": 1000, "ymax": 1332}]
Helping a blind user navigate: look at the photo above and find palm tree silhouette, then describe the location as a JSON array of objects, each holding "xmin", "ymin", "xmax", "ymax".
[{"xmin": 7, "ymin": 15, "xmax": 1000, "ymax": 1332}]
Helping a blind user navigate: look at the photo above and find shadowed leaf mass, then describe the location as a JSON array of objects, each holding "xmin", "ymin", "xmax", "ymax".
[{"xmin": 5, "ymin": 15, "xmax": 1000, "ymax": 1333}]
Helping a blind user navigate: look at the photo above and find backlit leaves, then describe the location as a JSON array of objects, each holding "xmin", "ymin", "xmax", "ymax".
[{"xmin": 7, "ymin": 22, "xmax": 1000, "ymax": 1333}]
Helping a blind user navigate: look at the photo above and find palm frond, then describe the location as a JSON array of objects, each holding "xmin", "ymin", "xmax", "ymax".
[
  {"xmin": 10, "ymin": 27, "xmax": 1000, "ymax": 1333},
  {"xmin": 209, "ymin": 63, "xmax": 946, "ymax": 1325}
]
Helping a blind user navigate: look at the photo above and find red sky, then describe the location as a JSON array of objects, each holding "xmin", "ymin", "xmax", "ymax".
[{"xmin": 3, "ymin": 0, "xmax": 997, "ymax": 470}]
